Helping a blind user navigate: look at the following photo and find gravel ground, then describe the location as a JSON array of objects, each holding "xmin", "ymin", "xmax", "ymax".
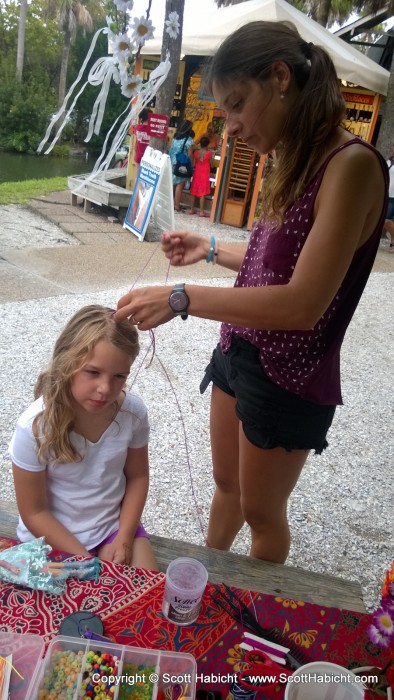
[{"xmin": 0, "ymin": 207, "xmax": 392, "ymax": 613}]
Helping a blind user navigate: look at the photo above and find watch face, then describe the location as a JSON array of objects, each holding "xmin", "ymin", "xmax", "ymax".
[{"xmin": 171, "ymin": 291, "xmax": 188, "ymax": 311}]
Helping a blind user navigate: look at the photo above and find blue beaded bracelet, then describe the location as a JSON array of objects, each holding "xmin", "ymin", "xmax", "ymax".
[{"xmin": 206, "ymin": 235, "xmax": 216, "ymax": 263}]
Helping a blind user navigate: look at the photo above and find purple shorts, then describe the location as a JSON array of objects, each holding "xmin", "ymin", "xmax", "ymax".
[{"xmin": 88, "ymin": 523, "xmax": 149, "ymax": 556}]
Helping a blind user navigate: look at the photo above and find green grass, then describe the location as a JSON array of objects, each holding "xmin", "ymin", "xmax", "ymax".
[{"xmin": 0, "ymin": 177, "xmax": 67, "ymax": 205}]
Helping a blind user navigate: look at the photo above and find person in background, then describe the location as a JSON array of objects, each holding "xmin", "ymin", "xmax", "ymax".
[
  {"xmin": 169, "ymin": 120, "xmax": 195, "ymax": 212},
  {"xmin": 10, "ymin": 305, "xmax": 157, "ymax": 570},
  {"xmin": 114, "ymin": 21, "xmax": 387, "ymax": 564},
  {"xmin": 133, "ymin": 108, "xmax": 152, "ymax": 170},
  {"xmin": 196, "ymin": 122, "xmax": 219, "ymax": 151},
  {"xmin": 187, "ymin": 136, "xmax": 213, "ymax": 217},
  {"xmin": 383, "ymin": 144, "xmax": 394, "ymax": 251}
]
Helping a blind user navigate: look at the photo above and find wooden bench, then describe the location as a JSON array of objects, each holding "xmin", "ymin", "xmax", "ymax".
[
  {"xmin": 68, "ymin": 169, "xmax": 132, "ymax": 220},
  {"xmin": 0, "ymin": 500, "xmax": 365, "ymax": 612}
]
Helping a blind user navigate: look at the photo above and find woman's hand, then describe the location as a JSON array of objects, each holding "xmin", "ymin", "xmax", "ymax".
[
  {"xmin": 162, "ymin": 230, "xmax": 208, "ymax": 266},
  {"xmin": 114, "ymin": 285, "xmax": 174, "ymax": 329}
]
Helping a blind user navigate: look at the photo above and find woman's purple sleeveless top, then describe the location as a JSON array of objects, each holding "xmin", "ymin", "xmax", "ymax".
[{"xmin": 220, "ymin": 139, "xmax": 388, "ymax": 405}]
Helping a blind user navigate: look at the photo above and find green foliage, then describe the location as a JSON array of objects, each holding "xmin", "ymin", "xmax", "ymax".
[
  {"xmin": 0, "ymin": 0, "xmax": 129, "ymax": 154},
  {"xmin": 51, "ymin": 144, "xmax": 71, "ymax": 157},
  {"xmin": 0, "ymin": 177, "xmax": 68, "ymax": 204},
  {"xmin": 0, "ymin": 71, "xmax": 56, "ymax": 152}
]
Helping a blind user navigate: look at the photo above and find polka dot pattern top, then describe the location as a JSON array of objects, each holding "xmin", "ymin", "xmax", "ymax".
[{"xmin": 220, "ymin": 139, "xmax": 388, "ymax": 405}]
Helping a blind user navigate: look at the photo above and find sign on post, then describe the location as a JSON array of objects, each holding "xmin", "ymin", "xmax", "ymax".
[
  {"xmin": 147, "ymin": 113, "xmax": 169, "ymax": 139},
  {"xmin": 123, "ymin": 147, "xmax": 174, "ymax": 242}
]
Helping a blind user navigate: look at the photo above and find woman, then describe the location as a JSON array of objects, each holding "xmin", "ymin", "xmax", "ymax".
[
  {"xmin": 115, "ymin": 21, "xmax": 388, "ymax": 563},
  {"xmin": 169, "ymin": 120, "xmax": 194, "ymax": 212}
]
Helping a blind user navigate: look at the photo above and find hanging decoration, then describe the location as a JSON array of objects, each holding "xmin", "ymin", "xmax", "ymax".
[{"xmin": 37, "ymin": 2, "xmax": 180, "ymax": 181}]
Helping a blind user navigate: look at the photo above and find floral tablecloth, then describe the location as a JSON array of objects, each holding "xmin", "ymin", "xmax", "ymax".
[{"xmin": 0, "ymin": 537, "xmax": 390, "ymax": 698}]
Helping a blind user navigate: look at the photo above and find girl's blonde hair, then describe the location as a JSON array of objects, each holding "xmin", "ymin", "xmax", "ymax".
[
  {"xmin": 32, "ymin": 305, "xmax": 139, "ymax": 464},
  {"xmin": 206, "ymin": 21, "xmax": 345, "ymax": 221}
]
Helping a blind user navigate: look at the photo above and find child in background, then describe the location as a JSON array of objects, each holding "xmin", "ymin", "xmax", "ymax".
[
  {"xmin": 9, "ymin": 305, "xmax": 157, "ymax": 570},
  {"xmin": 133, "ymin": 108, "xmax": 151, "ymax": 169},
  {"xmin": 188, "ymin": 136, "xmax": 212, "ymax": 217}
]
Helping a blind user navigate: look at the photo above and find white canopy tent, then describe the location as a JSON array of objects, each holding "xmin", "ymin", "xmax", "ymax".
[{"xmin": 142, "ymin": 0, "xmax": 390, "ymax": 95}]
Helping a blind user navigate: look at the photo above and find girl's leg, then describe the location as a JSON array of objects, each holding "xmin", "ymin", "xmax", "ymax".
[
  {"xmin": 131, "ymin": 537, "xmax": 157, "ymax": 570},
  {"xmin": 199, "ymin": 195, "xmax": 206, "ymax": 216},
  {"xmin": 188, "ymin": 195, "xmax": 197, "ymax": 214},
  {"xmin": 239, "ymin": 431, "xmax": 309, "ymax": 563},
  {"xmin": 206, "ymin": 385, "xmax": 244, "ymax": 550}
]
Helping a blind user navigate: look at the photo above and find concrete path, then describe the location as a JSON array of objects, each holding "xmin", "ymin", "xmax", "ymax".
[{"xmin": 1, "ymin": 190, "xmax": 392, "ymax": 303}]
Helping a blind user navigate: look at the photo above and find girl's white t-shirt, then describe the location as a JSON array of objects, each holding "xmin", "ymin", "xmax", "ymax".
[{"xmin": 9, "ymin": 392, "xmax": 150, "ymax": 549}]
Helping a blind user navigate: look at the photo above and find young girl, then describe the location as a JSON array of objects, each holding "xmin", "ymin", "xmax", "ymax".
[
  {"xmin": 115, "ymin": 21, "xmax": 388, "ymax": 565},
  {"xmin": 188, "ymin": 136, "xmax": 213, "ymax": 217},
  {"xmin": 9, "ymin": 305, "xmax": 157, "ymax": 570}
]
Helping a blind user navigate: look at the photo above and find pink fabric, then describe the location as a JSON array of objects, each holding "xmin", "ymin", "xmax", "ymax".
[{"xmin": 191, "ymin": 150, "xmax": 212, "ymax": 197}]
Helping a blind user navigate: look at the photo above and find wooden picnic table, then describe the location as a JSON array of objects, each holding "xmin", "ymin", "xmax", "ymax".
[{"xmin": 0, "ymin": 499, "xmax": 365, "ymax": 612}]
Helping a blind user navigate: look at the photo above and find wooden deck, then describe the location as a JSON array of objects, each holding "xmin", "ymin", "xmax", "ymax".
[
  {"xmin": 68, "ymin": 169, "xmax": 132, "ymax": 220},
  {"xmin": 0, "ymin": 500, "xmax": 365, "ymax": 612}
]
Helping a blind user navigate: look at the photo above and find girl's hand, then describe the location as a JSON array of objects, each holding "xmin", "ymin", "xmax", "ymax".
[
  {"xmin": 114, "ymin": 285, "xmax": 174, "ymax": 329},
  {"xmin": 97, "ymin": 537, "xmax": 133, "ymax": 565},
  {"xmin": 161, "ymin": 230, "xmax": 208, "ymax": 266}
]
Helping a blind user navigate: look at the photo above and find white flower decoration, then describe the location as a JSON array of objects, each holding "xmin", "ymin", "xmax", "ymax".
[
  {"xmin": 112, "ymin": 32, "xmax": 132, "ymax": 62},
  {"xmin": 120, "ymin": 72, "xmax": 143, "ymax": 99},
  {"xmin": 115, "ymin": 54, "xmax": 129, "ymax": 78},
  {"xmin": 113, "ymin": 0, "xmax": 134, "ymax": 12},
  {"xmin": 130, "ymin": 16, "xmax": 155, "ymax": 47},
  {"xmin": 165, "ymin": 11, "xmax": 180, "ymax": 40}
]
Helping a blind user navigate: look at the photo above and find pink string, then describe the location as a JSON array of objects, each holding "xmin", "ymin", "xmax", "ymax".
[{"xmin": 126, "ymin": 245, "xmax": 207, "ymax": 542}]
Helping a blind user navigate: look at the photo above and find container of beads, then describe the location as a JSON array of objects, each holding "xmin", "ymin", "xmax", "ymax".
[
  {"xmin": 0, "ymin": 631, "xmax": 45, "ymax": 700},
  {"xmin": 33, "ymin": 635, "xmax": 197, "ymax": 699}
]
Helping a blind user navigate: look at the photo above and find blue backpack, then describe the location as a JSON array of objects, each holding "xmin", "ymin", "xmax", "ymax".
[{"xmin": 173, "ymin": 137, "xmax": 193, "ymax": 178}]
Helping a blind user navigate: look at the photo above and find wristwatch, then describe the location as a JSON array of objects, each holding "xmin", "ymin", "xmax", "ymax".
[{"xmin": 168, "ymin": 283, "xmax": 190, "ymax": 320}]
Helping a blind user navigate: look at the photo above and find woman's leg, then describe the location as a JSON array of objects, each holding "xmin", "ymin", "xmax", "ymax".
[
  {"xmin": 199, "ymin": 195, "xmax": 206, "ymax": 215},
  {"xmin": 206, "ymin": 385, "xmax": 244, "ymax": 550},
  {"xmin": 174, "ymin": 181, "xmax": 185, "ymax": 211},
  {"xmin": 239, "ymin": 432, "xmax": 309, "ymax": 563}
]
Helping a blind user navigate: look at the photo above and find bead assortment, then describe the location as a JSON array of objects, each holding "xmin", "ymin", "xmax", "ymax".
[
  {"xmin": 36, "ymin": 638, "xmax": 195, "ymax": 699},
  {"xmin": 117, "ymin": 663, "xmax": 155, "ymax": 699},
  {"xmin": 79, "ymin": 650, "xmax": 119, "ymax": 698},
  {"xmin": 38, "ymin": 649, "xmax": 84, "ymax": 700},
  {"xmin": 38, "ymin": 649, "xmax": 119, "ymax": 700}
]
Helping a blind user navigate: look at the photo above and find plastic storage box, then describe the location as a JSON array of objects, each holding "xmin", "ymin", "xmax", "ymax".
[
  {"xmin": 33, "ymin": 635, "xmax": 197, "ymax": 699},
  {"xmin": 0, "ymin": 631, "xmax": 45, "ymax": 700}
]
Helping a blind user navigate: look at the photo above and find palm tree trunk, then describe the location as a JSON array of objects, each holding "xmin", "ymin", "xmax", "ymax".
[
  {"xmin": 58, "ymin": 29, "xmax": 72, "ymax": 108},
  {"xmin": 150, "ymin": 0, "xmax": 185, "ymax": 152},
  {"xmin": 16, "ymin": 0, "xmax": 28, "ymax": 82}
]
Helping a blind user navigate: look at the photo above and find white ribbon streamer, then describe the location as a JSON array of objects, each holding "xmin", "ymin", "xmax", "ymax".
[
  {"xmin": 72, "ymin": 51, "xmax": 172, "ymax": 192},
  {"xmin": 37, "ymin": 27, "xmax": 106, "ymax": 154},
  {"xmin": 84, "ymin": 58, "xmax": 120, "ymax": 142}
]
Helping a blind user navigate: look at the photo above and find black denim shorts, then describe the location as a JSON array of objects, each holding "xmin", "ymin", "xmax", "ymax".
[{"xmin": 200, "ymin": 337, "xmax": 336, "ymax": 454}]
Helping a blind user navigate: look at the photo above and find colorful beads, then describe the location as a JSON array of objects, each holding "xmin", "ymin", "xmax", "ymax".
[
  {"xmin": 117, "ymin": 664, "xmax": 155, "ymax": 699},
  {"xmin": 38, "ymin": 648, "xmax": 119, "ymax": 700},
  {"xmin": 79, "ymin": 650, "xmax": 119, "ymax": 699},
  {"xmin": 38, "ymin": 649, "xmax": 84, "ymax": 700}
]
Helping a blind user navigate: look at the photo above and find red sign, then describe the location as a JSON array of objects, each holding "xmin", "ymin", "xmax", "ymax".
[
  {"xmin": 147, "ymin": 113, "xmax": 169, "ymax": 139},
  {"xmin": 342, "ymin": 92, "xmax": 374, "ymax": 105}
]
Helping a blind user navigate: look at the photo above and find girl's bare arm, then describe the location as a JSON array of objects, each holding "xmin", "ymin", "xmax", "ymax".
[{"xmin": 13, "ymin": 465, "xmax": 91, "ymax": 556}]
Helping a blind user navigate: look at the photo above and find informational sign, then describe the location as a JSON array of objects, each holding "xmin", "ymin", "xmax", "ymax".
[
  {"xmin": 147, "ymin": 113, "xmax": 169, "ymax": 139},
  {"xmin": 123, "ymin": 147, "xmax": 174, "ymax": 242}
]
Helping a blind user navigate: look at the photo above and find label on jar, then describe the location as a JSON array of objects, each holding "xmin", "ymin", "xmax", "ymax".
[{"xmin": 162, "ymin": 594, "xmax": 201, "ymax": 624}]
